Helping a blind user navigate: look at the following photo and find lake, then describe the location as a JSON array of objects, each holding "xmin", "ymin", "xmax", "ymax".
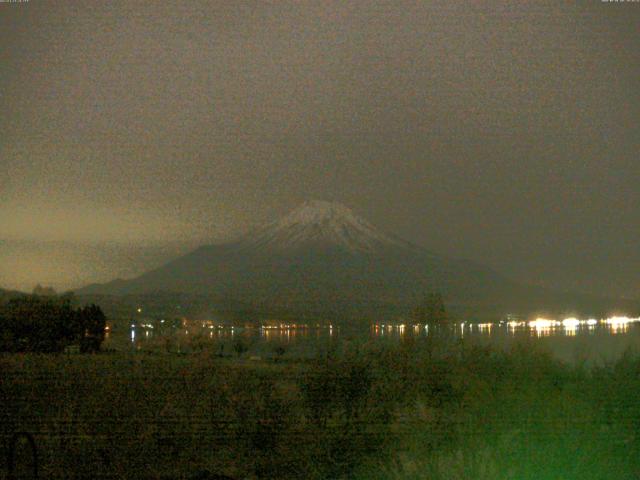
[{"xmin": 104, "ymin": 316, "xmax": 640, "ymax": 364}]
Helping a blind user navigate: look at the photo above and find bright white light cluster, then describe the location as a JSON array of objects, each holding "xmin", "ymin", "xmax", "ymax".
[
  {"xmin": 528, "ymin": 318, "xmax": 558, "ymax": 328},
  {"xmin": 525, "ymin": 316, "xmax": 640, "ymax": 328},
  {"xmin": 500, "ymin": 315, "xmax": 640, "ymax": 337},
  {"xmin": 604, "ymin": 316, "xmax": 640, "ymax": 325},
  {"xmin": 561, "ymin": 318, "xmax": 580, "ymax": 327}
]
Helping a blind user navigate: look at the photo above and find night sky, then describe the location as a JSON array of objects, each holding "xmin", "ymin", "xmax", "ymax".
[{"xmin": 1, "ymin": 1, "xmax": 638, "ymax": 298}]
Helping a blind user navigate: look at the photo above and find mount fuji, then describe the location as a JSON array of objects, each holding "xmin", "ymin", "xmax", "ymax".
[{"xmin": 78, "ymin": 201, "xmax": 631, "ymax": 320}]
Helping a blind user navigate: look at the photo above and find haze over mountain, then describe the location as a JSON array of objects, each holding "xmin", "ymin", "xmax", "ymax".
[
  {"xmin": 3, "ymin": 2, "xmax": 638, "ymax": 300},
  {"xmin": 78, "ymin": 201, "xmax": 636, "ymax": 320}
]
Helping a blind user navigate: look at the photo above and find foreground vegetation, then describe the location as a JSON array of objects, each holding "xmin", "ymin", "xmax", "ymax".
[{"xmin": 1, "ymin": 337, "xmax": 640, "ymax": 479}]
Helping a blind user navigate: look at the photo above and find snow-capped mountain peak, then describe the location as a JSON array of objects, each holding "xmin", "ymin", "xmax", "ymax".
[
  {"xmin": 242, "ymin": 200, "xmax": 409, "ymax": 253},
  {"xmin": 277, "ymin": 200, "xmax": 361, "ymax": 227}
]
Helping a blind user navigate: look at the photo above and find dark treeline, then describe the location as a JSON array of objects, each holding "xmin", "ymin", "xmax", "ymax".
[{"xmin": 0, "ymin": 294, "xmax": 106, "ymax": 353}]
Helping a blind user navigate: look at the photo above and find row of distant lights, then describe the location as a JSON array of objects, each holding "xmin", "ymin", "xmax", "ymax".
[
  {"xmin": 130, "ymin": 315, "xmax": 638, "ymax": 333},
  {"xmin": 130, "ymin": 319, "xmax": 336, "ymax": 331},
  {"xmin": 374, "ymin": 316, "xmax": 640, "ymax": 331},
  {"xmin": 132, "ymin": 322, "xmax": 156, "ymax": 329},
  {"xmin": 503, "ymin": 316, "xmax": 640, "ymax": 329},
  {"xmin": 260, "ymin": 324, "xmax": 333, "ymax": 330}
]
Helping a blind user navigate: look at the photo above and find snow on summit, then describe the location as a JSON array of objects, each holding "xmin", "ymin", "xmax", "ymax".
[
  {"xmin": 277, "ymin": 200, "xmax": 361, "ymax": 227},
  {"xmin": 243, "ymin": 200, "xmax": 409, "ymax": 253}
]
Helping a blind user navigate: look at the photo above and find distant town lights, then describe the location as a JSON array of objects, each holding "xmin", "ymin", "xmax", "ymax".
[
  {"xmin": 528, "ymin": 318, "xmax": 558, "ymax": 328},
  {"xmin": 604, "ymin": 316, "xmax": 640, "ymax": 325},
  {"xmin": 561, "ymin": 318, "xmax": 580, "ymax": 327}
]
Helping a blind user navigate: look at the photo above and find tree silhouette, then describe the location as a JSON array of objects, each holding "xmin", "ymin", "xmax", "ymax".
[
  {"xmin": 32, "ymin": 284, "xmax": 57, "ymax": 296},
  {"xmin": 413, "ymin": 292, "xmax": 448, "ymax": 325},
  {"xmin": 233, "ymin": 337, "xmax": 248, "ymax": 358},
  {"xmin": 78, "ymin": 304, "xmax": 106, "ymax": 353},
  {"xmin": 0, "ymin": 295, "xmax": 107, "ymax": 353}
]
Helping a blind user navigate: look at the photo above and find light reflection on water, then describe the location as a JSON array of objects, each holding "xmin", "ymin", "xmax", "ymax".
[
  {"xmin": 120, "ymin": 316, "xmax": 640, "ymax": 342},
  {"xmin": 105, "ymin": 316, "xmax": 640, "ymax": 363}
]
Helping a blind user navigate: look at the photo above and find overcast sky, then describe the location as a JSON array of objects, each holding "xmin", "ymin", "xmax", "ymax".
[{"xmin": 1, "ymin": 1, "xmax": 638, "ymax": 297}]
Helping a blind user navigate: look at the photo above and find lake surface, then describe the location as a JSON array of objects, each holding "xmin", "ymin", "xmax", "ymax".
[{"xmin": 104, "ymin": 316, "xmax": 640, "ymax": 364}]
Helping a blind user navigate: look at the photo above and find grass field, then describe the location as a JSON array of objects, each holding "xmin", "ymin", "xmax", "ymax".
[{"xmin": 2, "ymin": 337, "xmax": 640, "ymax": 479}]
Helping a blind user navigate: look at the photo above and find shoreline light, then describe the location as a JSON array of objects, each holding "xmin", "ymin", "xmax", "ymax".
[
  {"xmin": 562, "ymin": 318, "xmax": 580, "ymax": 328},
  {"xmin": 528, "ymin": 318, "xmax": 558, "ymax": 329},
  {"xmin": 604, "ymin": 316, "xmax": 640, "ymax": 325}
]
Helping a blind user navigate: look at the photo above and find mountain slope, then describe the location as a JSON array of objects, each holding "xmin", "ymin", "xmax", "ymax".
[{"xmin": 78, "ymin": 201, "xmax": 637, "ymax": 319}]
